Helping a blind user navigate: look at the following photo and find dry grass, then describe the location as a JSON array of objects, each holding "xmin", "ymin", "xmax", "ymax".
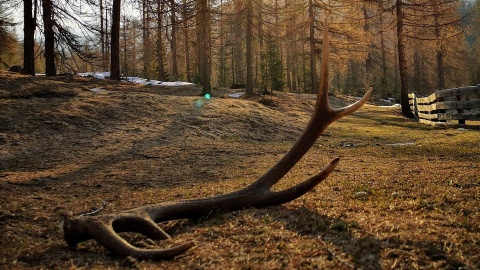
[{"xmin": 0, "ymin": 70, "xmax": 479, "ymax": 269}]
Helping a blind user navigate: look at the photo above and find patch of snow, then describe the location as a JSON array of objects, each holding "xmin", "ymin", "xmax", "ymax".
[
  {"xmin": 78, "ymin": 72, "xmax": 194, "ymax": 87},
  {"xmin": 89, "ymin": 87, "xmax": 106, "ymax": 93},
  {"xmin": 159, "ymin": 81, "xmax": 194, "ymax": 86},
  {"xmin": 378, "ymin": 98, "xmax": 396, "ymax": 103},
  {"xmin": 378, "ymin": 104, "xmax": 401, "ymax": 108},
  {"xmin": 78, "ymin": 72, "xmax": 110, "ymax": 79},
  {"xmin": 385, "ymin": 142, "xmax": 416, "ymax": 146},
  {"xmin": 229, "ymin": 92, "xmax": 244, "ymax": 98}
]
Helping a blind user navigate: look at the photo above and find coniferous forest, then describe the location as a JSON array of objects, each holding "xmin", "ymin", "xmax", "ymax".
[{"xmin": 1, "ymin": 0, "xmax": 479, "ymax": 100}]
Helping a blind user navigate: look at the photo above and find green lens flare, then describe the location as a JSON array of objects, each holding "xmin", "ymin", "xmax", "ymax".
[{"xmin": 205, "ymin": 94, "xmax": 211, "ymax": 99}]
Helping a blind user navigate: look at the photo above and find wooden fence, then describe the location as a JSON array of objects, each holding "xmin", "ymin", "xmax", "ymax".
[{"xmin": 408, "ymin": 85, "xmax": 480, "ymax": 126}]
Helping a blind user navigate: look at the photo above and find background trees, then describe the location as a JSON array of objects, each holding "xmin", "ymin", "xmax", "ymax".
[
  {"xmin": 0, "ymin": 2, "xmax": 19, "ymax": 68},
  {"xmin": 1, "ymin": 0, "xmax": 478, "ymax": 113}
]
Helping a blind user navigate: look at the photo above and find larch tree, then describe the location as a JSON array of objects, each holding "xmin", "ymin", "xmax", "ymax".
[
  {"xmin": 110, "ymin": 0, "xmax": 121, "ymax": 80},
  {"xmin": 142, "ymin": 0, "xmax": 151, "ymax": 79},
  {"xmin": 157, "ymin": 0, "xmax": 166, "ymax": 81},
  {"xmin": 169, "ymin": 0, "xmax": 178, "ymax": 80},
  {"xmin": 308, "ymin": 0, "xmax": 316, "ymax": 94},
  {"xmin": 245, "ymin": 0, "xmax": 254, "ymax": 95},
  {"xmin": 42, "ymin": 0, "xmax": 56, "ymax": 76},
  {"xmin": 198, "ymin": 0, "xmax": 211, "ymax": 95},
  {"xmin": 0, "ymin": 4, "xmax": 18, "ymax": 68},
  {"xmin": 182, "ymin": 0, "xmax": 191, "ymax": 82},
  {"xmin": 233, "ymin": 0, "xmax": 244, "ymax": 87},
  {"xmin": 23, "ymin": 0, "xmax": 36, "ymax": 75},
  {"xmin": 396, "ymin": 0, "xmax": 414, "ymax": 118}
]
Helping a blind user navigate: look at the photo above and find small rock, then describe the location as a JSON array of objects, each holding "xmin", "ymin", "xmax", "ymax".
[
  {"xmin": 392, "ymin": 192, "xmax": 400, "ymax": 198},
  {"xmin": 355, "ymin": 191, "xmax": 368, "ymax": 199}
]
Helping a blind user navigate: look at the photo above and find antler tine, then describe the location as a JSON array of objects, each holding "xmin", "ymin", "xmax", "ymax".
[
  {"xmin": 261, "ymin": 158, "xmax": 340, "ymax": 206},
  {"xmin": 315, "ymin": 20, "xmax": 373, "ymax": 122},
  {"xmin": 91, "ymin": 225, "xmax": 194, "ymax": 260},
  {"xmin": 316, "ymin": 20, "xmax": 332, "ymax": 113},
  {"xmin": 62, "ymin": 214, "xmax": 194, "ymax": 260}
]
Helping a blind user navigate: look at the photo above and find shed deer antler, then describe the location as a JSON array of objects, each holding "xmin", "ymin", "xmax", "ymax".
[{"xmin": 61, "ymin": 22, "xmax": 373, "ymax": 260}]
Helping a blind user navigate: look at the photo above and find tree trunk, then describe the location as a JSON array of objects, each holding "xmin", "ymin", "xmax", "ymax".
[
  {"xmin": 308, "ymin": 0, "xmax": 317, "ymax": 94},
  {"xmin": 199, "ymin": 0, "xmax": 211, "ymax": 95},
  {"xmin": 142, "ymin": 0, "xmax": 151, "ymax": 79},
  {"xmin": 110, "ymin": 0, "xmax": 121, "ymax": 80},
  {"xmin": 23, "ymin": 0, "xmax": 35, "ymax": 75},
  {"xmin": 182, "ymin": 0, "xmax": 191, "ymax": 82},
  {"xmin": 157, "ymin": 0, "xmax": 165, "ymax": 81},
  {"xmin": 170, "ymin": 0, "xmax": 178, "ymax": 80},
  {"xmin": 105, "ymin": 7, "xmax": 110, "ymax": 69},
  {"xmin": 100, "ymin": 0, "xmax": 106, "ymax": 70},
  {"xmin": 218, "ymin": 0, "xmax": 226, "ymax": 87},
  {"xmin": 245, "ymin": 0, "xmax": 254, "ymax": 96},
  {"xmin": 42, "ymin": 0, "xmax": 56, "ymax": 76},
  {"xmin": 364, "ymin": 3, "xmax": 372, "ymax": 85},
  {"xmin": 123, "ymin": 13, "xmax": 128, "ymax": 76},
  {"xmin": 413, "ymin": 48, "xmax": 421, "ymax": 92},
  {"xmin": 396, "ymin": 0, "xmax": 414, "ymax": 118},
  {"xmin": 257, "ymin": 0, "xmax": 266, "ymax": 92},
  {"xmin": 233, "ymin": 0, "xmax": 244, "ymax": 86},
  {"xmin": 379, "ymin": 11, "xmax": 388, "ymax": 91},
  {"xmin": 434, "ymin": 1, "xmax": 445, "ymax": 89}
]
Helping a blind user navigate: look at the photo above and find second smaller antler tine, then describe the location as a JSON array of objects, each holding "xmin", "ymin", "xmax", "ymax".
[
  {"xmin": 264, "ymin": 158, "xmax": 340, "ymax": 206},
  {"xmin": 332, "ymin": 86, "xmax": 373, "ymax": 121},
  {"xmin": 87, "ymin": 218, "xmax": 194, "ymax": 260},
  {"xmin": 111, "ymin": 214, "xmax": 171, "ymax": 240}
]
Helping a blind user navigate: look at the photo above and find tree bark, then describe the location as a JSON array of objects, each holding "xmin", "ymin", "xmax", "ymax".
[
  {"xmin": 364, "ymin": 3, "xmax": 372, "ymax": 85},
  {"xmin": 42, "ymin": 0, "xmax": 56, "ymax": 76},
  {"xmin": 182, "ymin": 0, "xmax": 191, "ymax": 82},
  {"xmin": 23, "ymin": 0, "xmax": 35, "ymax": 75},
  {"xmin": 157, "ymin": 0, "xmax": 165, "ymax": 81},
  {"xmin": 218, "ymin": 0, "xmax": 226, "ymax": 87},
  {"xmin": 233, "ymin": 0, "xmax": 244, "ymax": 86},
  {"xmin": 143, "ymin": 0, "xmax": 151, "ymax": 79},
  {"xmin": 308, "ymin": 0, "xmax": 317, "ymax": 94},
  {"xmin": 434, "ymin": 0, "xmax": 445, "ymax": 89},
  {"xmin": 379, "ymin": 11, "xmax": 388, "ymax": 90},
  {"xmin": 396, "ymin": 0, "xmax": 414, "ymax": 118},
  {"xmin": 245, "ymin": 0, "xmax": 254, "ymax": 96},
  {"xmin": 199, "ymin": 0, "xmax": 211, "ymax": 95},
  {"xmin": 170, "ymin": 0, "xmax": 178, "ymax": 80},
  {"xmin": 110, "ymin": 0, "xmax": 121, "ymax": 80},
  {"xmin": 100, "ymin": 0, "xmax": 106, "ymax": 70},
  {"xmin": 123, "ymin": 13, "xmax": 128, "ymax": 75}
]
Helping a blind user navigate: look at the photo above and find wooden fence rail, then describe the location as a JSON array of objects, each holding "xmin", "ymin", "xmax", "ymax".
[{"xmin": 408, "ymin": 85, "xmax": 480, "ymax": 126}]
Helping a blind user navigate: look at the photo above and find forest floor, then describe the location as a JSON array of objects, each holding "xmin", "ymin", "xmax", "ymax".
[{"xmin": 0, "ymin": 70, "xmax": 479, "ymax": 270}]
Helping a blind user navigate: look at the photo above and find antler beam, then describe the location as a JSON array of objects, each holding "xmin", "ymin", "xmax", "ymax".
[{"xmin": 61, "ymin": 21, "xmax": 373, "ymax": 260}]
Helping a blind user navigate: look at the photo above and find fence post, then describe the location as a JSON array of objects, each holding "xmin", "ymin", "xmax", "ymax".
[
  {"xmin": 413, "ymin": 93, "xmax": 419, "ymax": 120},
  {"xmin": 435, "ymin": 97, "xmax": 447, "ymax": 123},
  {"xmin": 456, "ymin": 95, "xmax": 465, "ymax": 126}
]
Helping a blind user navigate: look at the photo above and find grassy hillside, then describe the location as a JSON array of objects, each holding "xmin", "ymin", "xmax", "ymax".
[{"xmin": 0, "ymin": 70, "xmax": 479, "ymax": 269}]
